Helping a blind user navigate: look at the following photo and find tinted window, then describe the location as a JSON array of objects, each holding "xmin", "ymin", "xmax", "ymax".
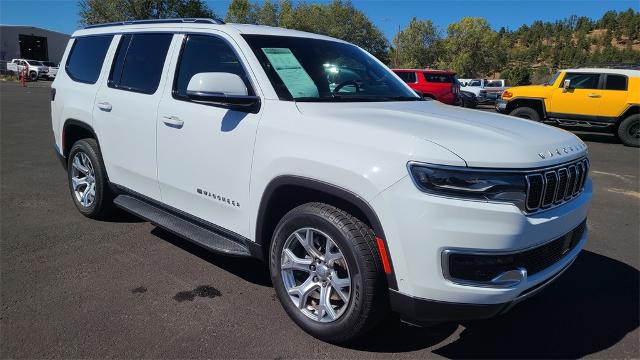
[
  {"xmin": 562, "ymin": 73, "xmax": 599, "ymax": 89},
  {"xmin": 605, "ymin": 74, "xmax": 627, "ymax": 90},
  {"xmin": 423, "ymin": 73, "xmax": 454, "ymax": 83},
  {"xmin": 394, "ymin": 71, "xmax": 417, "ymax": 83},
  {"xmin": 174, "ymin": 35, "xmax": 252, "ymax": 99},
  {"xmin": 109, "ymin": 33, "xmax": 172, "ymax": 94},
  {"xmin": 66, "ymin": 35, "xmax": 113, "ymax": 84},
  {"xmin": 469, "ymin": 80, "xmax": 481, "ymax": 86}
]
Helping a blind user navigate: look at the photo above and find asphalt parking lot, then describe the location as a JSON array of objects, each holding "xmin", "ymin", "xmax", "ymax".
[{"xmin": 1, "ymin": 80, "xmax": 638, "ymax": 359}]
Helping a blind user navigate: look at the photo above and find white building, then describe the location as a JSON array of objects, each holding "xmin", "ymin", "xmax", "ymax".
[{"xmin": 0, "ymin": 25, "xmax": 70, "ymax": 65}]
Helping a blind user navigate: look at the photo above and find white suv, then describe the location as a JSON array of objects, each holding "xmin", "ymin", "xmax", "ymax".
[{"xmin": 51, "ymin": 19, "xmax": 591, "ymax": 343}]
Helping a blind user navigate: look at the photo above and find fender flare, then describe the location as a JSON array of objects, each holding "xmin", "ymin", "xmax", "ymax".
[{"xmin": 256, "ymin": 175, "xmax": 398, "ymax": 289}]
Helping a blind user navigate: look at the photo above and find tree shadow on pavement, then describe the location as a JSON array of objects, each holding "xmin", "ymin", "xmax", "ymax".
[
  {"xmin": 345, "ymin": 251, "xmax": 638, "ymax": 357},
  {"xmin": 150, "ymin": 227, "xmax": 272, "ymax": 287}
]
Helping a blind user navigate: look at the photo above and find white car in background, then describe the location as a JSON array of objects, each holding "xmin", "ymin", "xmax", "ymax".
[
  {"xmin": 7, "ymin": 58, "xmax": 49, "ymax": 80},
  {"xmin": 461, "ymin": 78, "xmax": 508, "ymax": 104},
  {"xmin": 51, "ymin": 19, "xmax": 591, "ymax": 343},
  {"xmin": 42, "ymin": 61, "xmax": 59, "ymax": 79}
]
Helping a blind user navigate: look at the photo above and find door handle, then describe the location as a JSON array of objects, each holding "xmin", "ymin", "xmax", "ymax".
[
  {"xmin": 162, "ymin": 115, "xmax": 184, "ymax": 128},
  {"xmin": 588, "ymin": 93, "xmax": 601, "ymax": 98},
  {"xmin": 96, "ymin": 102, "xmax": 112, "ymax": 111}
]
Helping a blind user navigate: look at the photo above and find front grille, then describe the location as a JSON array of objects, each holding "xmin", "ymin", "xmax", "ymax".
[
  {"xmin": 447, "ymin": 221, "xmax": 586, "ymax": 282},
  {"xmin": 525, "ymin": 157, "xmax": 589, "ymax": 213}
]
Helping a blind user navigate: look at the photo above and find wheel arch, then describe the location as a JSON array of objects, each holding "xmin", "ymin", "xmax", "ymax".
[
  {"xmin": 617, "ymin": 105, "xmax": 640, "ymax": 125},
  {"xmin": 505, "ymin": 97, "xmax": 547, "ymax": 119},
  {"xmin": 62, "ymin": 119, "xmax": 99, "ymax": 159},
  {"xmin": 255, "ymin": 175, "xmax": 398, "ymax": 289}
]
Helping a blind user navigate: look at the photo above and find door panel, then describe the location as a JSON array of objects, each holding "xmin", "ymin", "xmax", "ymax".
[
  {"xmin": 93, "ymin": 33, "xmax": 176, "ymax": 201},
  {"xmin": 547, "ymin": 72, "xmax": 601, "ymax": 119},
  {"xmin": 156, "ymin": 34, "xmax": 261, "ymax": 238},
  {"xmin": 598, "ymin": 74, "xmax": 629, "ymax": 118}
]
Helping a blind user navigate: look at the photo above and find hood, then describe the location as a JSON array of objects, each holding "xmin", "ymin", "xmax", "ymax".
[
  {"xmin": 508, "ymin": 84, "xmax": 554, "ymax": 98},
  {"xmin": 295, "ymin": 100, "xmax": 587, "ymax": 168}
]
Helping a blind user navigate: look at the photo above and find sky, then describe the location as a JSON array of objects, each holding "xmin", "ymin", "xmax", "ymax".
[{"xmin": 0, "ymin": 0, "xmax": 638, "ymax": 39}]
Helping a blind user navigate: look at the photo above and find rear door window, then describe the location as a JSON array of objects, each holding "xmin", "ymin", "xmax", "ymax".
[
  {"xmin": 394, "ymin": 71, "xmax": 417, "ymax": 83},
  {"xmin": 423, "ymin": 73, "xmax": 454, "ymax": 83},
  {"xmin": 65, "ymin": 35, "xmax": 113, "ymax": 84},
  {"xmin": 604, "ymin": 74, "xmax": 627, "ymax": 91},
  {"xmin": 109, "ymin": 33, "xmax": 173, "ymax": 94}
]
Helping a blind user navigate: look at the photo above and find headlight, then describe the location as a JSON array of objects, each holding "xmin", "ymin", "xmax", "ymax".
[{"xmin": 408, "ymin": 163, "xmax": 527, "ymax": 208}]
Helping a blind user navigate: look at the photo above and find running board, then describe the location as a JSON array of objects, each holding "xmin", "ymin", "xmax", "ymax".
[{"xmin": 113, "ymin": 195, "xmax": 252, "ymax": 257}]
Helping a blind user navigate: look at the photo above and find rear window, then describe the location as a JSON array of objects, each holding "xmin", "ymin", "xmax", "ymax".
[
  {"xmin": 423, "ymin": 73, "xmax": 454, "ymax": 83},
  {"xmin": 604, "ymin": 74, "xmax": 627, "ymax": 91},
  {"xmin": 394, "ymin": 71, "xmax": 417, "ymax": 83},
  {"xmin": 109, "ymin": 33, "xmax": 173, "ymax": 94},
  {"xmin": 65, "ymin": 35, "xmax": 113, "ymax": 84}
]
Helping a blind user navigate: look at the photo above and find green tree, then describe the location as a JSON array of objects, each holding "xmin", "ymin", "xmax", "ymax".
[
  {"xmin": 225, "ymin": 0, "xmax": 254, "ymax": 23},
  {"xmin": 501, "ymin": 65, "xmax": 531, "ymax": 86},
  {"xmin": 79, "ymin": 0, "xmax": 215, "ymax": 25},
  {"xmin": 390, "ymin": 17, "xmax": 441, "ymax": 68},
  {"xmin": 438, "ymin": 17, "xmax": 500, "ymax": 77},
  {"xmin": 254, "ymin": 0, "xmax": 278, "ymax": 26}
]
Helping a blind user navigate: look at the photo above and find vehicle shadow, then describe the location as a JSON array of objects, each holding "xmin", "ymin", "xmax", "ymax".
[
  {"xmin": 150, "ymin": 227, "xmax": 272, "ymax": 287},
  {"xmin": 571, "ymin": 131, "xmax": 621, "ymax": 145},
  {"xmin": 349, "ymin": 251, "xmax": 638, "ymax": 357}
]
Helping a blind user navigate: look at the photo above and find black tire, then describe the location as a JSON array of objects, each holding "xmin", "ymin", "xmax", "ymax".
[
  {"xmin": 67, "ymin": 138, "xmax": 115, "ymax": 218},
  {"xmin": 616, "ymin": 114, "xmax": 640, "ymax": 147},
  {"xmin": 269, "ymin": 202, "xmax": 388, "ymax": 343},
  {"xmin": 509, "ymin": 106, "xmax": 541, "ymax": 122},
  {"xmin": 28, "ymin": 71, "xmax": 37, "ymax": 81}
]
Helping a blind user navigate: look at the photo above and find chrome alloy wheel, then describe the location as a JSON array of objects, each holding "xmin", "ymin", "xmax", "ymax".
[
  {"xmin": 281, "ymin": 228, "xmax": 351, "ymax": 323},
  {"xmin": 70, "ymin": 152, "xmax": 96, "ymax": 207}
]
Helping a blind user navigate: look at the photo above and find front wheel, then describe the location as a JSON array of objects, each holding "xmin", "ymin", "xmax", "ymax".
[
  {"xmin": 617, "ymin": 114, "xmax": 640, "ymax": 147},
  {"xmin": 509, "ymin": 106, "xmax": 541, "ymax": 122},
  {"xmin": 269, "ymin": 203, "xmax": 388, "ymax": 343},
  {"xmin": 28, "ymin": 71, "xmax": 37, "ymax": 81}
]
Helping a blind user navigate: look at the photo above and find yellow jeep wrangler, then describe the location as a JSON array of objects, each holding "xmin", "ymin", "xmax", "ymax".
[{"xmin": 496, "ymin": 68, "xmax": 640, "ymax": 147}]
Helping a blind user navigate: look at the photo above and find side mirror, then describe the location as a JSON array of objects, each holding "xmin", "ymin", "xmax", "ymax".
[
  {"xmin": 562, "ymin": 79, "xmax": 571, "ymax": 92},
  {"xmin": 186, "ymin": 72, "xmax": 260, "ymax": 113}
]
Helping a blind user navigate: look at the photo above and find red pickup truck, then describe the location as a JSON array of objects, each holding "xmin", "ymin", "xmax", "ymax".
[{"xmin": 392, "ymin": 69, "xmax": 459, "ymax": 105}]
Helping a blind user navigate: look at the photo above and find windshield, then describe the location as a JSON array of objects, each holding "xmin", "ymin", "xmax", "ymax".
[
  {"xmin": 469, "ymin": 80, "xmax": 482, "ymax": 86},
  {"xmin": 242, "ymin": 35, "xmax": 420, "ymax": 102},
  {"xmin": 28, "ymin": 61, "xmax": 44, "ymax": 66},
  {"xmin": 547, "ymin": 71, "xmax": 560, "ymax": 85}
]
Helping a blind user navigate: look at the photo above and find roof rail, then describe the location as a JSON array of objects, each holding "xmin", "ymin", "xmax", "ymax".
[
  {"xmin": 577, "ymin": 63, "xmax": 640, "ymax": 70},
  {"xmin": 84, "ymin": 18, "xmax": 225, "ymax": 29}
]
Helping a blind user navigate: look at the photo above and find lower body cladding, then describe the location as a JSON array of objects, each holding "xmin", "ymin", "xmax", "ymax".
[{"xmin": 372, "ymin": 175, "xmax": 592, "ymax": 324}]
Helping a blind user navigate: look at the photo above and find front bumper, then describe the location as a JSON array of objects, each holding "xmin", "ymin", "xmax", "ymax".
[
  {"xmin": 389, "ymin": 252, "xmax": 577, "ymax": 324},
  {"xmin": 372, "ymin": 175, "xmax": 591, "ymax": 320},
  {"xmin": 495, "ymin": 98, "xmax": 508, "ymax": 112}
]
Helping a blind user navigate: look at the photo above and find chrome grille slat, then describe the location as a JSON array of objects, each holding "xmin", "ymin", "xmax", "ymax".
[{"xmin": 524, "ymin": 157, "xmax": 589, "ymax": 214}]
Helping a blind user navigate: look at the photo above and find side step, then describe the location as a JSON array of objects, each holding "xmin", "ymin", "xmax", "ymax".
[{"xmin": 113, "ymin": 195, "xmax": 252, "ymax": 257}]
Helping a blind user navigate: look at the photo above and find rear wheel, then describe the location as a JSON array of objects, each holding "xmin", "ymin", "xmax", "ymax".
[
  {"xmin": 67, "ymin": 138, "xmax": 115, "ymax": 218},
  {"xmin": 509, "ymin": 106, "xmax": 541, "ymax": 122},
  {"xmin": 269, "ymin": 203, "xmax": 388, "ymax": 343},
  {"xmin": 617, "ymin": 114, "xmax": 640, "ymax": 147}
]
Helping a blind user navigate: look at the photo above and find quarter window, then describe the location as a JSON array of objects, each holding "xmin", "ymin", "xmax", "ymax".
[
  {"xmin": 562, "ymin": 73, "xmax": 600, "ymax": 90},
  {"xmin": 604, "ymin": 74, "xmax": 627, "ymax": 91},
  {"xmin": 109, "ymin": 33, "xmax": 173, "ymax": 94},
  {"xmin": 65, "ymin": 35, "xmax": 113, "ymax": 84},
  {"xmin": 423, "ymin": 73, "xmax": 455, "ymax": 83},
  {"xmin": 173, "ymin": 34, "xmax": 252, "ymax": 99}
]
